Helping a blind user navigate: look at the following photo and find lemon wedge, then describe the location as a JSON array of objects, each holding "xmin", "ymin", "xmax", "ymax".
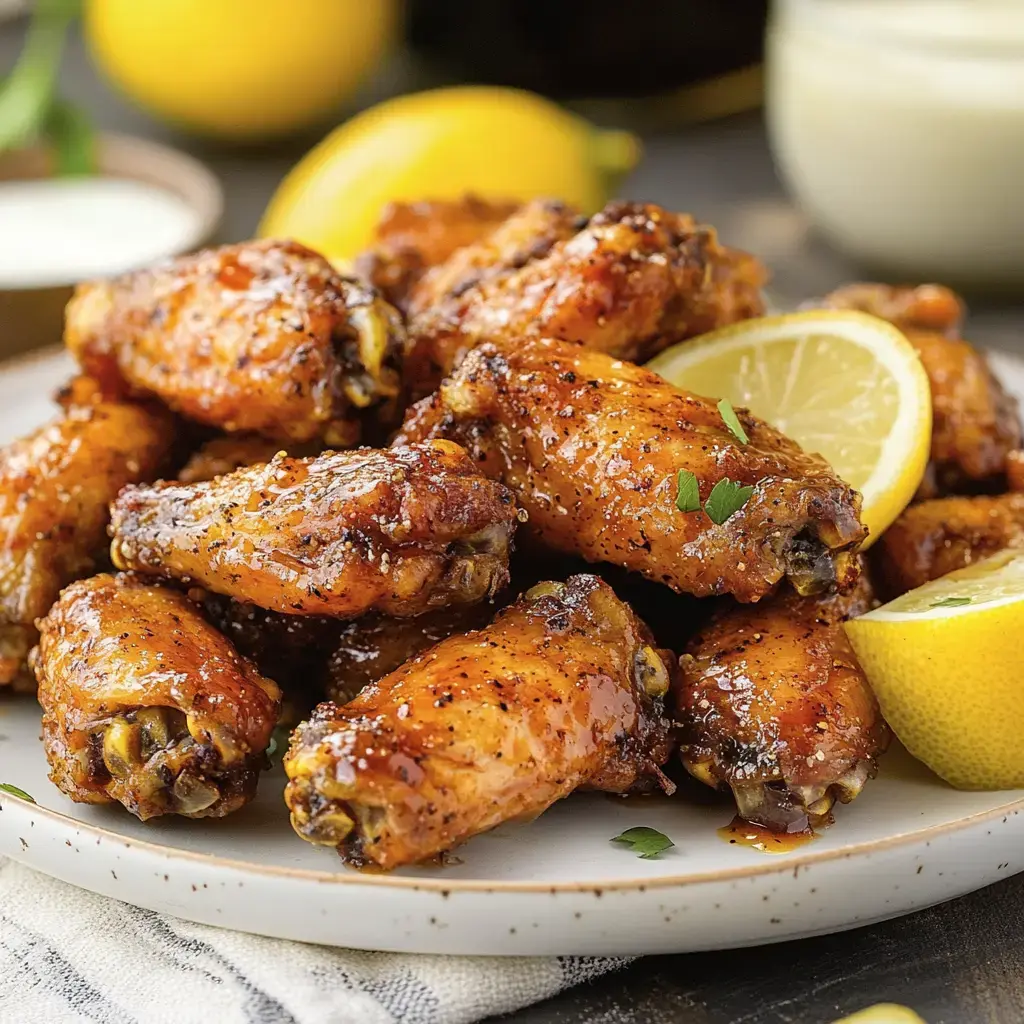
[
  {"xmin": 832, "ymin": 1006, "xmax": 927, "ymax": 1024},
  {"xmin": 646, "ymin": 311, "xmax": 932, "ymax": 547},
  {"xmin": 845, "ymin": 549, "xmax": 1024, "ymax": 790}
]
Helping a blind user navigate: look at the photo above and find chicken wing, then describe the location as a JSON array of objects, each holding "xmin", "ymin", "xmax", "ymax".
[
  {"xmin": 65, "ymin": 239, "xmax": 405, "ymax": 445},
  {"xmin": 322, "ymin": 602, "xmax": 495, "ymax": 705},
  {"xmin": 355, "ymin": 195, "xmax": 521, "ymax": 310},
  {"xmin": 177, "ymin": 434, "xmax": 321, "ymax": 484},
  {"xmin": 284, "ymin": 574, "xmax": 675, "ymax": 869},
  {"xmin": 110, "ymin": 440, "xmax": 518, "ymax": 617},
  {"xmin": 873, "ymin": 493, "xmax": 1024, "ymax": 596},
  {"xmin": 403, "ymin": 200, "xmax": 767, "ymax": 397},
  {"xmin": 817, "ymin": 284, "xmax": 1022, "ymax": 498},
  {"xmin": 396, "ymin": 339, "xmax": 865, "ymax": 602},
  {"xmin": 0, "ymin": 396, "xmax": 176, "ymax": 689},
  {"xmin": 32, "ymin": 573, "xmax": 281, "ymax": 820},
  {"xmin": 677, "ymin": 572, "xmax": 889, "ymax": 831}
]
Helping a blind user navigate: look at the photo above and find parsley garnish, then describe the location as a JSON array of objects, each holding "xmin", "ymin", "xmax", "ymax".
[
  {"xmin": 0, "ymin": 783, "xmax": 35, "ymax": 803},
  {"xmin": 265, "ymin": 724, "xmax": 291, "ymax": 767},
  {"xmin": 704, "ymin": 478, "xmax": 755, "ymax": 525},
  {"xmin": 675, "ymin": 470, "xmax": 701, "ymax": 513},
  {"xmin": 611, "ymin": 826, "xmax": 674, "ymax": 859},
  {"xmin": 930, "ymin": 596, "xmax": 972, "ymax": 609},
  {"xmin": 717, "ymin": 399, "xmax": 749, "ymax": 445}
]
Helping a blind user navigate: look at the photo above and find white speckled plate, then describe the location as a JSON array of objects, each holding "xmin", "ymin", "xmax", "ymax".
[{"xmin": 3, "ymin": 348, "xmax": 1024, "ymax": 956}]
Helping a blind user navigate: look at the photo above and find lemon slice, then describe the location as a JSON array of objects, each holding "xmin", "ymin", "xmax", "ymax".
[
  {"xmin": 832, "ymin": 1007, "xmax": 927, "ymax": 1024},
  {"xmin": 845, "ymin": 550, "xmax": 1024, "ymax": 790},
  {"xmin": 646, "ymin": 311, "xmax": 932, "ymax": 547}
]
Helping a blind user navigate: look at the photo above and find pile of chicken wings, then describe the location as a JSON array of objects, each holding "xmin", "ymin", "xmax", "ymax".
[{"xmin": 4, "ymin": 197, "xmax": 1022, "ymax": 870}]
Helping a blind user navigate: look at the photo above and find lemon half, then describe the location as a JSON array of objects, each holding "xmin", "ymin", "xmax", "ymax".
[
  {"xmin": 846, "ymin": 549, "xmax": 1024, "ymax": 790},
  {"xmin": 646, "ymin": 311, "xmax": 932, "ymax": 546}
]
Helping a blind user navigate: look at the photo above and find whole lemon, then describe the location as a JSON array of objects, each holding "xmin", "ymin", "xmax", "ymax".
[
  {"xmin": 84, "ymin": 0, "xmax": 399, "ymax": 141},
  {"xmin": 259, "ymin": 86, "xmax": 640, "ymax": 262}
]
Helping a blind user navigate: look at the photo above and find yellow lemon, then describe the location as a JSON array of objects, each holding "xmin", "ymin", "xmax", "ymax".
[
  {"xmin": 84, "ymin": 0, "xmax": 398, "ymax": 140},
  {"xmin": 646, "ymin": 311, "xmax": 931, "ymax": 547},
  {"xmin": 846, "ymin": 549, "xmax": 1024, "ymax": 790},
  {"xmin": 259, "ymin": 86, "xmax": 639, "ymax": 261},
  {"xmin": 832, "ymin": 1006, "xmax": 928, "ymax": 1024}
]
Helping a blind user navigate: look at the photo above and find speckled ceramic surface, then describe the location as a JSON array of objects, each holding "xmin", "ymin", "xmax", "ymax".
[{"xmin": 3, "ymin": 348, "xmax": 1024, "ymax": 956}]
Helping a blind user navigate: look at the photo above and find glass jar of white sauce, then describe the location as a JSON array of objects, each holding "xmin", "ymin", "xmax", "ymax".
[{"xmin": 766, "ymin": 0, "xmax": 1024, "ymax": 288}]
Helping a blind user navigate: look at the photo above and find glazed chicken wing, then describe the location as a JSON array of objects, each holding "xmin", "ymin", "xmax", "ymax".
[
  {"xmin": 65, "ymin": 239, "xmax": 405, "ymax": 445},
  {"xmin": 404, "ymin": 200, "xmax": 766, "ymax": 397},
  {"xmin": 110, "ymin": 440, "xmax": 518, "ymax": 617},
  {"xmin": 677, "ymin": 571, "xmax": 889, "ymax": 831},
  {"xmin": 355, "ymin": 195, "xmax": 522, "ymax": 310},
  {"xmin": 322, "ymin": 602, "xmax": 495, "ymax": 706},
  {"xmin": 397, "ymin": 339, "xmax": 865, "ymax": 602},
  {"xmin": 873, "ymin": 492, "xmax": 1024, "ymax": 596},
  {"xmin": 0, "ymin": 395, "xmax": 176, "ymax": 689},
  {"xmin": 32, "ymin": 573, "xmax": 281, "ymax": 820},
  {"xmin": 818, "ymin": 284, "xmax": 1022, "ymax": 497},
  {"xmin": 284, "ymin": 574, "xmax": 675, "ymax": 869}
]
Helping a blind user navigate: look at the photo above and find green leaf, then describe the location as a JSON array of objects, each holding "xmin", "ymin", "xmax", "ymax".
[
  {"xmin": 611, "ymin": 826, "xmax": 674, "ymax": 859},
  {"xmin": 265, "ymin": 724, "xmax": 292, "ymax": 767},
  {"xmin": 930, "ymin": 596, "xmax": 972, "ymax": 609},
  {"xmin": 0, "ymin": 783, "xmax": 36, "ymax": 803},
  {"xmin": 704, "ymin": 478, "xmax": 755, "ymax": 525},
  {"xmin": 717, "ymin": 399, "xmax": 749, "ymax": 445},
  {"xmin": 44, "ymin": 99, "xmax": 95, "ymax": 176},
  {"xmin": 675, "ymin": 470, "xmax": 701, "ymax": 513}
]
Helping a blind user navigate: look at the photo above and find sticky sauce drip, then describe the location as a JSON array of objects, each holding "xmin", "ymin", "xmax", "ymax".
[{"xmin": 717, "ymin": 815, "xmax": 820, "ymax": 855}]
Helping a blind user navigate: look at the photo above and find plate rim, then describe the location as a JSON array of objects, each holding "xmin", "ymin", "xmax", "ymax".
[{"xmin": 4, "ymin": 785, "xmax": 1023, "ymax": 894}]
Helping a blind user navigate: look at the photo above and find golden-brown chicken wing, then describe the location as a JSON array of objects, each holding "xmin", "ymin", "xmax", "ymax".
[
  {"xmin": 284, "ymin": 574, "xmax": 675, "ymax": 869},
  {"xmin": 32, "ymin": 573, "xmax": 281, "ymax": 820},
  {"xmin": 110, "ymin": 440, "xmax": 518, "ymax": 617},
  {"xmin": 65, "ymin": 239, "xmax": 405, "ymax": 445},
  {"xmin": 177, "ymin": 434, "xmax": 323, "ymax": 484},
  {"xmin": 355, "ymin": 195, "xmax": 522, "ymax": 310},
  {"xmin": 403, "ymin": 200, "xmax": 766, "ymax": 397},
  {"xmin": 817, "ymin": 284, "xmax": 1022, "ymax": 498},
  {"xmin": 396, "ymin": 339, "xmax": 865, "ymax": 602},
  {"xmin": 677, "ymin": 572, "xmax": 889, "ymax": 831},
  {"xmin": 0, "ymin": 396, "xmax": 176, "ymax": 689},
  {"xmin": 873, "ymin": 493, "xmax": 1024, "ymax": 597},
  {"xmin": 322, "ymin": 602, "xmax": 495, "ymax": 705}
]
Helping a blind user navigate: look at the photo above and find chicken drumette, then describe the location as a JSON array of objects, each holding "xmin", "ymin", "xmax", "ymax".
[
  {"xmin": 33, "ymin": 573, "xmax": 281, "ymax": 820},
  {"xmin": 65, "ymin": 239, "xmax": 405, "ymax": 445},
  {"xmin": 403, "ymin": 200, "xmax": 766, "ymax": 397},
  {"xmin": 0, "ymin": 391, "xmax": 176, "ymax": 689},
  {"xmin": 110, "ymin": 440, "xmax": 518, "ymax": 618},
  {"xmin": 284, "ymin": 574, "xmax": 675, "ymax": 869},
  {"xmin": 817, "ymin": 283, "xmax": 1022, "ymax": 498},
  {"xmin": 677, "ymin": 571, "xmax": 889, "ymax": 831},
  {"xmin": 397, "ymin": 338, "xmax": 865, "ymax": 603}
]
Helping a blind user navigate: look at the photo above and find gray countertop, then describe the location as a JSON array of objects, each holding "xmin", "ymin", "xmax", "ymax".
[{"xmin": 3, "ymin": 20, "xmax": 1024, "ymax": 1024}]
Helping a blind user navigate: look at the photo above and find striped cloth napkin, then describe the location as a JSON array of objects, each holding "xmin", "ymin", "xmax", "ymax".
[{"xmin": 0, "ymin": 858, "xmax": 632, "ymax": 1023}]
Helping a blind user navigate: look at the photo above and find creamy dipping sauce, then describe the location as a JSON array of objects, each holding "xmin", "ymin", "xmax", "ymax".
[
  {"xmin": 767, "ymin": 0, "xmax": 1024, "ymax": 285},
  {"xmin": 0, "ymin": 177, "xmax": 203, "ymax": 288}
]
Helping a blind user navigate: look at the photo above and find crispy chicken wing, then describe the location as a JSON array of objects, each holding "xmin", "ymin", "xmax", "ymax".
[
  {"xmin": 397, "ymin": 339, "xmax": 865, "ymax": 602},
  {"xmin": 322, "ymin": 603, "xmax": 495, "ymax": 706},
  {"xmin": 65, "ymin": 240, "xmax": 405, "ymax": 445},
  {"xmin": 404, "ymin": 200, "xmax": 766, "ymax": 397},
  {"xmin": 110, "ymin": 440, "xmax": 518, "ymax": 618},
  {"xmin": 0, "ymin": 396, "xmax": 176, "ymax": 689},
  {"xmin": 677, "ymin": 572, "xmax": 888, "ymax": 831},
  {"xmin": 817, "ymin": 284, "xmax": 1022, "ymax": 498},
  {"xmin": 873, "ymin": 493, "xmax": 1024, "ymax": 596},
  {"xmin": 355, "ymin": 195, "xmax": 521, "ymax": 310},
  {"xmin": 32, "ymin": 573, "xmax": 281, "ymax": 820},
  {"xmin": 284, "ymin": 574, "xmax": 675, "ymax": 868},
  {"xmin": 177, "ymin": 435, "xmax": 321, "ymax": 484}
]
